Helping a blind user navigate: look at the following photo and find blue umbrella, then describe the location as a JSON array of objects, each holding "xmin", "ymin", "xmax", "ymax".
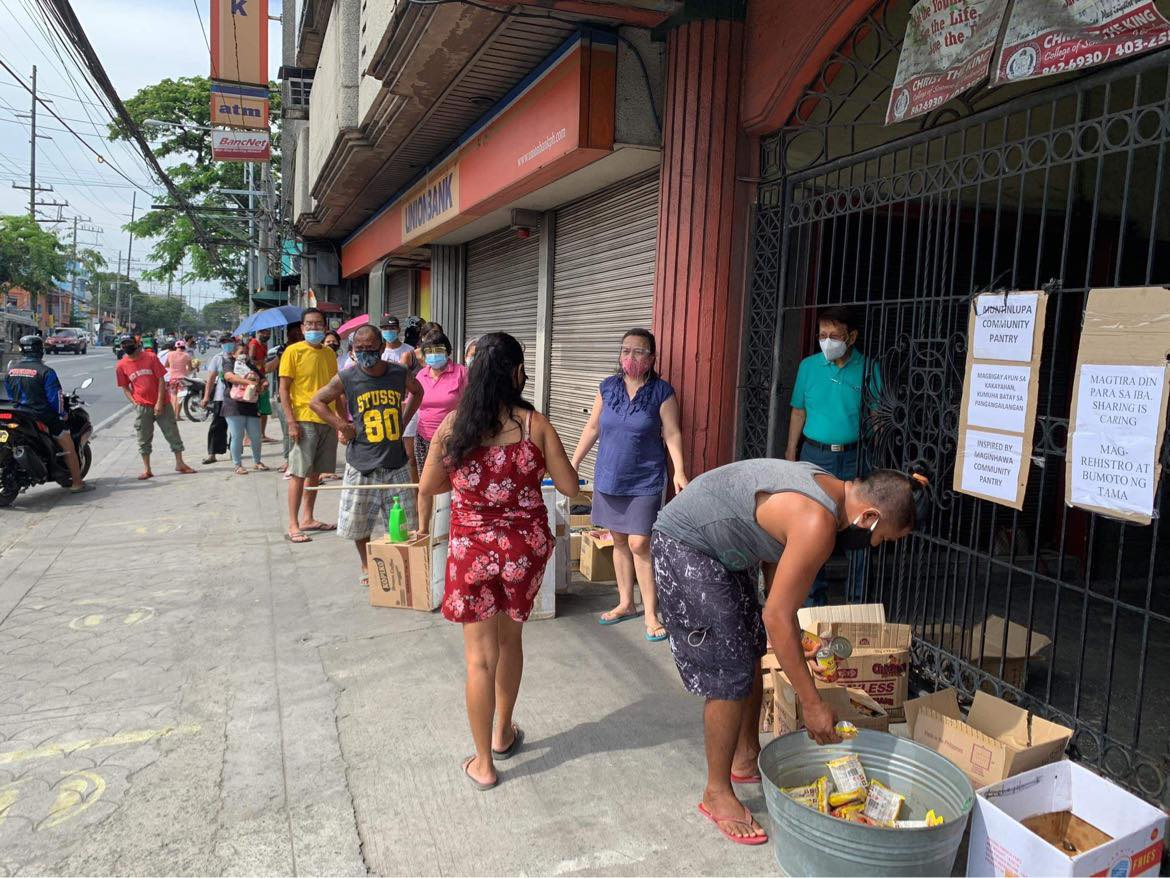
[{"xmin": 233, "ymin": 305, "xmax": 303, "ymax": 336}]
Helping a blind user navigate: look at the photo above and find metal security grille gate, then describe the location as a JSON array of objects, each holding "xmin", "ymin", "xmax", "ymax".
[
  {"xmin": 387, "ymin": 270, "xmax": 412, "ymax": 322},
  {"xmin": 549, "ymin": 171, "xmax": 659, "ymax": 479},
  {"xmin": 465, "ymin": 227, "xmax": 540, "ymax": 403},
  {"xmin": 743, "ymin": 1, "xmax": 1170, "ymax": 806}
]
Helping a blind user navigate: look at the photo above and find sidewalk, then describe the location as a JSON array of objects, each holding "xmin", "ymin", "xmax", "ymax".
[{"xmin": 0, "ymin": 413, "xmax": 776, "ymax": 876}]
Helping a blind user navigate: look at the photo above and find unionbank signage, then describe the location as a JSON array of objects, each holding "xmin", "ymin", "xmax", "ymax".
[
  {"xmin": 210, "ymin": 0, "xmax": 268, "ymax": 86},
  {"xmin": 401, "ymin": 167, "xmax": 459, "ymax": 243},
  {"xmin": 210, "ymin": 82, "xmax": 269, "ymax": 130},
  {"xmin": 341, "ymin": 31, "xmax": 617, "ymax": 278}
]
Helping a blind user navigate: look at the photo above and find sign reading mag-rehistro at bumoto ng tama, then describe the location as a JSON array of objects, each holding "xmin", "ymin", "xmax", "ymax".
[
  {"xmin": 886, "ymin": 0, "xmax": 1009, "ymax": 125},
  {"xmin": 994, "ymin": 0, "xmax": 1170, "ymax": 85},
  {"xmin": 954, "ymin": 292, "xmax": 1048, "ymax": 510}
]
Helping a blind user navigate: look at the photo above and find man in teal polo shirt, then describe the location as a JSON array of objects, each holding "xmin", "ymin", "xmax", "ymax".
[{"xmin": 786, "ymin": 306, "xmax": 878, "ymax": 605}]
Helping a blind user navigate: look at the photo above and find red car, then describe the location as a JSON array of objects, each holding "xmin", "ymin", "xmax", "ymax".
[{"xmin": 44, "ymin": 328, "xmax": 88, "ymax": 355}]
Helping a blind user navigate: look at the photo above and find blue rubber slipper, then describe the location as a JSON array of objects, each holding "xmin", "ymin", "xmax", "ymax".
[
  {"xmin": 645, "ymin": 625, "xmax": 669, "ymax": 642},
  {"xmin": 598, "ymin": 610, "xmax": 644, "ymax": 626}
]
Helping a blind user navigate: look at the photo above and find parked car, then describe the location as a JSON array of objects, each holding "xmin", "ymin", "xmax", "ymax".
[{"xmin": 44, "ymin": 328, "xmax": 87, "ymax": 355}]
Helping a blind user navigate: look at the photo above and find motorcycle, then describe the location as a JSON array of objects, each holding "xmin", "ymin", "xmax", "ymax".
[
  {"xmin": 0, "ymin": 377, "xmax": 95, "ymax": 508},
  {"xmin": 180, "ymin": 376, "xmax": 210, "ymax": 422}
]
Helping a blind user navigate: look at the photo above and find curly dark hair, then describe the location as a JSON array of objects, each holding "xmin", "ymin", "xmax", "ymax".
[{"xmin": 442, "ymin": 332, "xmax": 532, "ymax": 468}]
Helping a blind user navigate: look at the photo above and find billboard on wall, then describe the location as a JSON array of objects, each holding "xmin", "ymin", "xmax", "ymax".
[
  {"xmin": 209, "ymin": 82, "xmax": 269, "ymax": 130},
  {"xmin": 211, "ymin": 129, "xmax": 271, "ymax": 162},
  {"xmin": 210, "ymin": 0, "xmax": 268, "ymax": 86},
  {"xmin": 994, "ymin": 0, "xmax": 1170, "ymax": 85},
  {"xmin": 886, "ymin": 0, "xmax": 1009, "ymax": 125}
]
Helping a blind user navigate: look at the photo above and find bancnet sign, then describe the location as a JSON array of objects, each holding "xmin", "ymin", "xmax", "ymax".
[{"xmin": 212, "ymin": 130, "xmax": 270, "ymax": 162}]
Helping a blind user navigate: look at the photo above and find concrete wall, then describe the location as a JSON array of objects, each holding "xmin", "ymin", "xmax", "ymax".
[
  {"xmin": 307, "ymin": 0, "xmax": 361, "ymax": 194},
  {"xmin": 615, "ymin": 27, "xmax": 665, "ymax": 148},
  {"xmin": 295, "ymin": 124, "xmax": 312, "ymax": 222},
  {"xmin": 358, "ymin": 0, "xmax": 400, "ymax": 121}
]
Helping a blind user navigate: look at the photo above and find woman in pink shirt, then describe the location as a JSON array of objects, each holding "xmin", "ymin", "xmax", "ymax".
[
  {"xmin": 416, "ymin": 329, "xmax": 468, "ymax": 531},
  {"xmin": 166, "ymin": 340, "xmax": 194, "ymax": 421}
]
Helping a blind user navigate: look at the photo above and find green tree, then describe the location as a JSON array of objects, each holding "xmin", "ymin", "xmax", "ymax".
[
  {"xmin": 0, "ymin": 215, "xmax": 67, "ymax": 309},
  {"xmin": 107, "ymin": 76, "xmax": 281, "ymax": 303},
  {"xmin": 200, "ymin": 298, "xmax": 242, "ymax": 331}
]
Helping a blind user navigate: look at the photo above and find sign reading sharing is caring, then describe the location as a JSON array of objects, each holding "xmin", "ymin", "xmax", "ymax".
[
  {"xmin": 1067, "ymin": 288, "xmax": 1170, "ymax": 524},
  {"xmin": 955, "ymin": 291, "xmax": 1048, "ymax": 509}
]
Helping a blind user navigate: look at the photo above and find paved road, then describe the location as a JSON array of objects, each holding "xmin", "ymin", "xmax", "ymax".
[{"xmin": 40, "ymin": 347, "xmax": 126, "ymax": 428}]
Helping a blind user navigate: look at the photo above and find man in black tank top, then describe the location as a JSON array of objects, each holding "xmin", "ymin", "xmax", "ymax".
[{"xmin": 309, "ymin": 324, "xmax": 423, "ymax": 585}]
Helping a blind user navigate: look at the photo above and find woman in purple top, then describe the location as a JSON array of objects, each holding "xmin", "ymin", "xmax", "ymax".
[{"xmin": 572, "ymin": 328, "xmax": 688, "ymax": 641}]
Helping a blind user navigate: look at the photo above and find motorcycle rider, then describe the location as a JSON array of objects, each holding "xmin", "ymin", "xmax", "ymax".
[{"xmin": 2, "ymin": 335, "xmax": 91, "ymax": 493}]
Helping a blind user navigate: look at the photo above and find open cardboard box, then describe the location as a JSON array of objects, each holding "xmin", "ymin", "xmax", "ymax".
[
  {"xmin": 968, "ymin": 760, "xmax": 1166, "ymax": 877},
  {"xmin": 762, "ymin": 656, "xmax": 890, "ymax": 736},
  {"xmin": 367, "ymin": 535, "xmax": 439, "ymax": 612},
  {"xmin": 580, "ymin": 529, "xmax": 616, "ymax": 582},
  {"xmin": 921, "ymin": 615, "xmax": 1052, "ymax": 689},
  {"xmin": 796, "ymin": 603, "xmax": 912, "ymax": 720},
  {"xmin": 905, "ymin": 688, "xmax": 1072, "ymax": 786}
]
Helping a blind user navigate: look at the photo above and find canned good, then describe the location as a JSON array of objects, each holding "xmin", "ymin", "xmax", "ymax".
[
  {"xmin": 815, "ymin": 647, "xmax": 839, "ymax": 681},
  {"xmin": 800, "ymin": 629, "xmax": 822, "ymax": 655},
  {"xmin": 828, "ymin": 635, "xmax": 853, "ymax": 659}
]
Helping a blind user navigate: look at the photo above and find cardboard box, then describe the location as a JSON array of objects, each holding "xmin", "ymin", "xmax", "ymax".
[
  {"xmin": 570, "ymin": 532, "xmax": 582, "ymax": 563},
  {"xmin": 764, "ymin": 661, "xmax": 890, "ymax": 736},
  {"xmin": 567, "ymin": 488, "xmax": 593, "ymax": 528},
  {"xmin": 905, "ymin": 688, "xmax": 1072, "ymax": 787},
  {"xmin": 967, "ymin": 760, "xmax": 1166, "ymax": 877},
  {"xmin": 922, "ymin": 615, "xmax": 1052, "ymax": 689},
  {"xmin": 797, "ymin": 603, "xmax": 912, "ymax": 720},
  {"xmin": 367, "ymin": 535, "xmax": 438, "ymax": 611},
  {"xmin": 579, "ymin": 530, "xmax": 616, "ymax": 582}
]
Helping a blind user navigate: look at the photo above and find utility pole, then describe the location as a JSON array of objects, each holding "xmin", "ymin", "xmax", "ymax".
[
  {"xmin": 247, "ymin": 162, "xmax": 256, "ymax": 314},
  {"xmin": 126, "ymin": 191, "xmax": 137, "ymax": 285},
  {"xmin": 114, "ymin": 250, "xmax": 122, "ymax": 330},
  {"xmin": 28, "ymin": 65, "xmax": 36, "ymax": 219}
]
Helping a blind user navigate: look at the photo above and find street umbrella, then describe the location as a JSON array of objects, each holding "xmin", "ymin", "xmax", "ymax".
[
  {"xmin": 337, "ymin": 313, "xmax": 370, "ymax": 337},
  {"xmin": 233, "ymin": 305, "xmax": 304, "ymax": 336}
]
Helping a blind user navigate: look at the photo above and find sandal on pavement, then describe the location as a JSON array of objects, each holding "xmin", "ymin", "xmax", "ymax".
[
  {"xmin": 202, "ymin": 456, "xmax": 217, "ymax": 465},
  {"xmin": 175, "ymin": 465, "xmax": 196, "ymax": 474},
  {"xmin": 492, "ymin": 725, "xmax": 524, "ymax": 760},
  {"xmin": 300, "ymin": 522, "xmax": 336, "ymax": 532},
  {"xmin": 284, "ymin": 531, "xmax": 312, "ymax": 544},
  {"xmin": 645, "ymin": 624, "xmax": 669, "ymax": 642},
  {"xmin": 598, "ymin": 610, "xmax": 643, "ymax": 626},
  {"xmin": 730, "ymin": 772, "xmax": 762, "ymax": 785},
  {"xmin": 462, "ymin": 756, "xmax": 497, "ymax": 791},
  {"xmin": 359, "ymin": 573, "xmax": 369, "ymax": 588},
  {"xmin": 253, "ymin": 462, "xmax": 270, "ymax": 471},
  {"xmin": 234, "ymin": 466, "xmax": 249, "ymax": 475},
  {"xmin": 68, "ymin": 483, "xmax": 95, "ymax": 494},
  {"xmin": 697, "ymin": 802, "xmax": 768, "ymax": 846}
]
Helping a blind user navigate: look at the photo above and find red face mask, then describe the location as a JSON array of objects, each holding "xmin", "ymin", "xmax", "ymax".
[{"xmin": 621, "ymin": 356, "xmax": 651, "ymax": 379}]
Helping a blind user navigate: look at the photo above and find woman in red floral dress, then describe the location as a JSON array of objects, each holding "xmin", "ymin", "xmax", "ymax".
[{"xmin": 420, "ymin": 333, "xmax": 579, "ymax": 790}]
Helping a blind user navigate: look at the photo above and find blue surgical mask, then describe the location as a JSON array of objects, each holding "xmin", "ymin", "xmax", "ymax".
[
  {"xmin": 382, "ymin": 330, "xmax": 399, "ymax": 343},
  {"xmin": 221, "ymin": 344, "xmax": 235, "ymax": 356},
  {"xmin": 425, "ymin": 353, "xmax": 448, "ymax": 369},
  {"xmin": 304, "ymin": 330, "xmax": 326, "ymax": 345},
  {"xmin": 355, "ymin": 350, "xmax": 381, "ymax": 370},
  {"xmin": 465, "ymin": 355, "xmax": 474, "ymax": 367}
]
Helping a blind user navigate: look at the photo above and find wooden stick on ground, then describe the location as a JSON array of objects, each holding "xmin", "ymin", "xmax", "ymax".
[{"xmin": 305, "ymin": 482, "xmax": 419, "ymax": 492}]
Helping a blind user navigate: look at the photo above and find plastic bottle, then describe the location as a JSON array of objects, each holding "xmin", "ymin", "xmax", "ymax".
[{"xmin": 387, "ymin": 496, "xmax": 408, "ymax": 542}]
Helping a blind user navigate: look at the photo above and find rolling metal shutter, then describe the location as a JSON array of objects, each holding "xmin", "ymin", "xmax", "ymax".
[
  {"xmin": 386, "ymin": 270, "xmax": 412, "ymax": 321},
  {"xmin": 549, "ymin": 171, "xmax": 659, "ymax": 479},
  {"xmin": 464, "ymin": 227, "xmax": 540, "ymax": 402}
]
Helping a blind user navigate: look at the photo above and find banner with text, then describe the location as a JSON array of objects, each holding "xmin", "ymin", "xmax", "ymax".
[
  {"xmin": 995, "ymin": 0, "xmax": 1170, "ymax": 85},
  {"xmin": 1066, "ymin": 287, "xmax": 1170, "ymax": 524},
  {"xmin": 887, "ymin": 0, "xmax": 1009, "ymax": 125},
  {"xmin": 211, "ymin": 129, "xmax": 271, "ymax": 162},
  {"xmin": 954, "ymin": 291, "xmax": 1048, "ymax": 509},
  {"xmin": 209, "ymin": 82, "xmax": 269, "ymax": 130},
  {"xmin": 210, "ymin": 0, "xmax": 269, "ymax": 86}
]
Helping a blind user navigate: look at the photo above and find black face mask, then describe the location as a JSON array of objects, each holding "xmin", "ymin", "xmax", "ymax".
[
  {"xmin": 122, "ymin": 344, "xmax": 138, "ymax": 355},
  {"xmin": 836, "ymin": 514, "xmax": 877, "ymax": 552},
  {"xmin": 326, "ymin": 343, "xmax": 340, "ymax": 352}
]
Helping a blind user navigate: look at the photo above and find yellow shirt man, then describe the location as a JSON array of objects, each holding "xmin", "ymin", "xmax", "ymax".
[{"xmin": 279, "ymin": 341, "xmax": 338, "ymax": 423}]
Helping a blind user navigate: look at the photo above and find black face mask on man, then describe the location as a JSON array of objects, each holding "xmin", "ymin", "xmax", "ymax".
[{"xmin": 836, "ymin": 512, "xmax": 878, "ymax": 552}]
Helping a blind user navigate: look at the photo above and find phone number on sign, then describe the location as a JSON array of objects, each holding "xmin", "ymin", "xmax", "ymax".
[{"xmin": 1042, "ymin": 49, "xmax": 1111, "ymax": 75}]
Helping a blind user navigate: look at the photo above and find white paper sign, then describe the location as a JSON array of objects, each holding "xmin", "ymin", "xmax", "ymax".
[
  {"xmin": 968, "ymin": 363, "xmax": 1031, "ymax": 433},
  {"xmin": 960, "ymin": 429, "xmax": 1024, "ymax": 503},
  {"xmin": 1069, "ymin": 363, "xmax": 1165, "ymax": 516},
  {"xmin": 972, "ymin": 293, "xmax": 1040, "ymax": 361}
]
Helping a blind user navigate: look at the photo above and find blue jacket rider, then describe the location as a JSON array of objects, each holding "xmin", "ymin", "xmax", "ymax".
[{"xmin": 3, "ymin": 335, "xmax": 90, "ymax": 493}]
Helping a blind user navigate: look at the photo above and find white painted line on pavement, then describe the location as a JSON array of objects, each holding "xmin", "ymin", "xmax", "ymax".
[{"xmin": 92, "ymin": 403, "xmax": 132, "ymax": 436}]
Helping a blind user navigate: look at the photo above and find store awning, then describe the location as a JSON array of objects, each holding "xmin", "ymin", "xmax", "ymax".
[{"xmin": 252, "ymin": 290, "xmax": 289, "ymax": 305}]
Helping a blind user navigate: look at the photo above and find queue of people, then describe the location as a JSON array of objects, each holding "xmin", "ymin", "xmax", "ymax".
[{"xmin": 99, "ymin": 306, "xmax": 924, "ymax": 851}]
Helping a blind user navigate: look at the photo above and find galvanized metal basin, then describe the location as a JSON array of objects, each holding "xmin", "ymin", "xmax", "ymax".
[{"xmin": 759, "ymin": 729, "xmax": 974, "ymax": 877}]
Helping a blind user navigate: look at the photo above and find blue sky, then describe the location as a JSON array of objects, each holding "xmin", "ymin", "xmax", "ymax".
[{"xmin": 0, "ymin": 0, "xmax": 284, "ymax": 309}]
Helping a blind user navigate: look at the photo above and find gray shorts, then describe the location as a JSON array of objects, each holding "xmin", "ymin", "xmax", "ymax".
[
  {"xmin": 652, "ymin": 530, "xmax": 766, "ymax": 701},
  {"xmin": 288, "ymin": 422, "xmax": 338, "ymax": 478},
  {"xmin": 336, "ymin": 463, "xmax": 416, "ymax": 540}
]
